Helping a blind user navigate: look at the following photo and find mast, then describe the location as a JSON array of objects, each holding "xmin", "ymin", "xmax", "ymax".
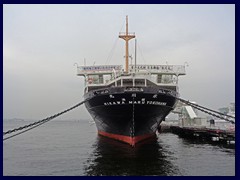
[
  {"xmin": 119, "ymin": 16, "xmax": 135, "ymax": 73},
  {"xmin": 135, "ymin": 39, "xmax": 137, "ymax": 73}
]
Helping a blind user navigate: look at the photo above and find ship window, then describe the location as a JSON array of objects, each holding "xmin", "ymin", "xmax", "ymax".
[
  {"xmin": 123, "ymin": 79, "xmax": 133, "ymax": 86},
  {"xmin": 135, "ymin": 79, "xmax": 145, "ymax": 86},
  {"xmin": 117, "ymin": 80, "xmax": 121, "ymax": 86},
  {"xmin": 161, "ymin": 75, "xmax": 173, "ymax": 84},
  {"xmin": 104, "ymin": 75, "xmax": 111, "ymax": 84},
  {"xmin": 151, "ymin": 75, "xmax": 157, "ymax": 83},
  {"xmin": 87, "ymin": 75, "xmax": 99, "ymax": 84}
]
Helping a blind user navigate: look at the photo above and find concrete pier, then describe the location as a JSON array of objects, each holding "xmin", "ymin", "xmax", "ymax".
[{"xmin": 165, "ymin": 125, "xmax": 235, "ymax": 144}]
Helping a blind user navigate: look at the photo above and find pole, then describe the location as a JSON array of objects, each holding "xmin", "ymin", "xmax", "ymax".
[{"xmin": 135, "ymin": 39, "xmax": 137, "ymax": 73}]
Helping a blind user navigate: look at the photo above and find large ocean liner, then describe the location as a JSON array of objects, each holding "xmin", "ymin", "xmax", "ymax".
[{"xmin": 76, "ymin": 16, "xmax": 186, "ymax": 146}]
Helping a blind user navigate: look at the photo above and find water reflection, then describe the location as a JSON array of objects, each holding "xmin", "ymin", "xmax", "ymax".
[{"xmin": 84, "ymin": 135, "xmax": 180, "ymax": 176}]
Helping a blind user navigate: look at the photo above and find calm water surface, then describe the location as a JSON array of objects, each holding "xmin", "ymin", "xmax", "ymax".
[{"xmin": 3, "ymin": 120, "xmax": 235, "ymax": 176}]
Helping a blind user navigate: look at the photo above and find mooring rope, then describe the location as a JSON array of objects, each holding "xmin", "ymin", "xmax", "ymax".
[{"xmin": 3, "ymin": 100, "xmax": 87, "ymax": 141}]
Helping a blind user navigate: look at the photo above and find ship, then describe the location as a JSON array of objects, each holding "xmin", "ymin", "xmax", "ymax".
[{"xmin": 76, "ymin": 16, "xmax": 186, "ymax": 146}]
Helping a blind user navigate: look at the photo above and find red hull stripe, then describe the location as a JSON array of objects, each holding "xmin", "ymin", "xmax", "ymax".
[{"xmin": 98, "ymin": 131, "xmax": 155, "ymax": 146}]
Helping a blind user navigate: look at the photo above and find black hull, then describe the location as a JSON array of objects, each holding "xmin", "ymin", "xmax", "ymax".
[{"xmin": 84, "ymin": 87, "xmax": 177, "ymax": 146}]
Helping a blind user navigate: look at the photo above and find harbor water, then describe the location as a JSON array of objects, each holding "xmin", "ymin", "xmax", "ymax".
[{"xmin": 3, "ymin": 119, "xmax": 235, "ymax": 176}]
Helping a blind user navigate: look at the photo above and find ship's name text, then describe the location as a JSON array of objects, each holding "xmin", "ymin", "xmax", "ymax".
[{"xmin": 104, "ymin": 101, "xmax": 167, "ymax": 106}]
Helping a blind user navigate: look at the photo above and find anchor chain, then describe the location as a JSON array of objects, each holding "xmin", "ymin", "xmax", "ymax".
[{"xmin": 3, "ymin": 100, "xmax": 87, "ymax": 141}]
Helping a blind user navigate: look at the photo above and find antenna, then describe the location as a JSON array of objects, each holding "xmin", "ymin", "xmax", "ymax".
[{"xmin": 129, "ymin": 55, "xmax": 133, "ymax": 65}]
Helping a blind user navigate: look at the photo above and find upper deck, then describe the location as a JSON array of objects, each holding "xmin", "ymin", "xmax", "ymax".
[
  {"xmin": 77, "ymin": 64, "xmax": 185, "ymax": 76},
  {"xmin": 76, "ymin": 64, "xmax": 186, "ymax": 93}
]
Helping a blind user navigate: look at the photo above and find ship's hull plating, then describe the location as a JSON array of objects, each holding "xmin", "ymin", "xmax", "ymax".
[{"xmin": 84, "ymin": 87, "xmax": 177, "ymax": 146}]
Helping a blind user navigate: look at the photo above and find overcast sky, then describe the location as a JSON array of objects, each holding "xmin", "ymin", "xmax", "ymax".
[{"xmin": 3, "ymin": 4, "xmax": 235, "ymax": 120}]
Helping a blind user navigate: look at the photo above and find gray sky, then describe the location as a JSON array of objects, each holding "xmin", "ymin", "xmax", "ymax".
[{"xmin": 3, "ymin": 4, "xmax": 235, "ymax": 120}]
